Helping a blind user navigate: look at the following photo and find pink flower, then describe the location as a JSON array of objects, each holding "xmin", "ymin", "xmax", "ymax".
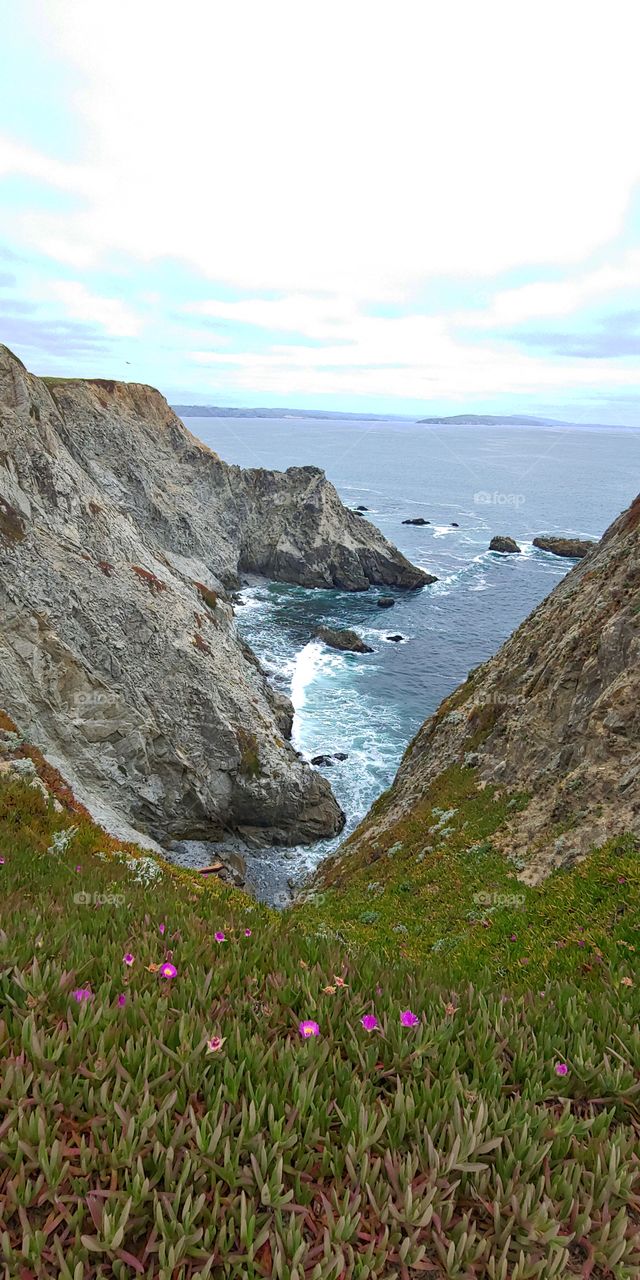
[
  {"xmin": 75, "ymin": 865, "xmax": 81, "ymax": 872},
  {"xmin": 510, "ymin": 934, "xmax": 517, "ymax": 941},
  {"xmin": 215, "ymin": 931, "xmax": 226, "ymax": 943},
  {"xmin": 555, "ymin": 1062, "xmax": 568, "ymax": 1076},
  {"xmin": 0, "ymin": 857, "xmax": 4, "ymax": 865},
  {"xmin": 361, "ymin": 1014, "xmax": 378, "ymax": 1031},
  {"xmin": 71, "ymin": 988, "xmax": 92, "ymax": 1002},
  {"xmin": 117, "ymin": 993, "xmax": 127, "ymax": 1007},
  {"xmin": 159, "ymin": 962, "xmax": 177, "ymax": 979},
  {"xmin": 244, "ymin": 928, "xmax": 252, "ymax": 937},
  {"xmin": 123, "ymin": 953, "xmax": 134, "ymax": 966},
  {"xmin": 400, "ymin": 1009, "xmax": 419, "ymax": 1027},
  {"xmin": 206, "ymin": 1035, "xmax": 226, "ymax": 1053},
  {"xmin": 159, "ymin": 923, "xmax": 165, "ymax": 934},
  {"xmin": 299, "ymin": 1019, "xmax": 320, "ymax": 1038}
]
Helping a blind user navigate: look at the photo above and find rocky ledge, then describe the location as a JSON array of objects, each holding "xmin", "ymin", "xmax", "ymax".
[
  {"xmin": 533, "ymin": 535, "xmax": 596, "ymax": 559},
  {"xmin": 0, "ymin": 345, "xmax": 429, "ymax": 850}
]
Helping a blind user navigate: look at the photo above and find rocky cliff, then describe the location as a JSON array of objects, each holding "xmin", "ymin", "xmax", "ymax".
[
  {"xmin": 0, "ymin": 344, "xmax": 430, "ymax": 850},
  {"xmin": 315, "ymin": 492, "xmax": 640, "ymax": 887}
]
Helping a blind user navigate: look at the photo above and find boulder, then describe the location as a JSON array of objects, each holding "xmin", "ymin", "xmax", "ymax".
[
  {"xmin": 533, "ymin": 536, "xmax": 596, "ymax": 559},
  {"xmin": 311, "ymin": 754, "xmax": 334, "ymax": 767},
  {"xmin": 451, "ymin": 522, "xmax": 459, "ymax": 528},
  {"xmin": 356, "ymin": 505, "xmax": 369, "ymax": 511},
  {"xmin": 489, "ymin": 536, "xmax": 522, "ymax": 554},
  {"xmin": 315, "ymin": 626, "xmax": 374, "ymax": 654},
  {"xmin": 386, "ymin": 634, "xmax": 404, "ymax": 642},
  {"xmin": 402, "ymin": 517, "xmax": 430, "ymax": 526}
]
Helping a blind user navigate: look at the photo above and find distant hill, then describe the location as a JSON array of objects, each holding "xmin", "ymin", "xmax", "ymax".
[
  {"xmin": 417, "ymin": 413, "xmax": 552, "ymax": 426},
  {"xmin": 172, "ymin": 405, "xmax": 412, "ymax": 422},
  {"xmin": 174, "ymin": 405, "xmax": 628, "ymax": 428}
]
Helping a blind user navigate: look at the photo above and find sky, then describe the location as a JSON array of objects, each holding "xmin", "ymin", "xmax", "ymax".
[{"xmin": 1, "ymin": 0, "xmax": 640, "ymax": 423}]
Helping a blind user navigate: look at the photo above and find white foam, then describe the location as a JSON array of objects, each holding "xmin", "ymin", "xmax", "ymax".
[{"xmin": 290, "ymin": 641, "xmax": 326, "ymax": 714}]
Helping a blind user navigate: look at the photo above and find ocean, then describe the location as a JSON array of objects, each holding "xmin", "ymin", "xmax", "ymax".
[{"xmin": 178, "ymin": 415, "xmax": 640, "ymax": 904}]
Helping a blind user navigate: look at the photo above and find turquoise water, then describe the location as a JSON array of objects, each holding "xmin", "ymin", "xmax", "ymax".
[{"xmin": 184, "ymin": 416, "xmax": 640, "ymax": 903}]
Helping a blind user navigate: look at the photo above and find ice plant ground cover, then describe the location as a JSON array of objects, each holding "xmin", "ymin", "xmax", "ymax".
[{"xmin": 0, "ymin": 772, "xmax": 639, "ymax": 1278}]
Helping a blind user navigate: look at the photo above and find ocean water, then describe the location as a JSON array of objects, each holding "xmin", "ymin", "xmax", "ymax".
[{"xmin": 181, "ymin": 416, "xmax": 640, "ymax": 904}]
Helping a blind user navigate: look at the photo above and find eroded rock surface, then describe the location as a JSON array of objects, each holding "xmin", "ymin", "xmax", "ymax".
[{"xmin": 0, "ymin": 346, "xmax": 428, "ymax": 847}]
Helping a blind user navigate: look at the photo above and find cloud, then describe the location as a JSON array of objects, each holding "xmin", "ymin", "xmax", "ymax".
[
  {"xmin": 0, "ymin": 312, "xmax": 110, "ymax": 358},
  {"xmin": 49, "ymin": 281, "xmax": 143, "ymax": 337},
  {"xmin": 464, "ymin": 253, "xmax": 640, "ymax": 329},
  {"xmin": 2, "ymin": 0, "xmax": 640, "ymax": 298},
  {"xmin": 508, "ymin": 311, "xmax": 640, "ymax": 359}
]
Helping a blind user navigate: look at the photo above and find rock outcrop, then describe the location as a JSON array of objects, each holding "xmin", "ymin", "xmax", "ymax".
[
  {"xmin": 489, "ymin": 536, "xmax": 521, "ymax": 554},
  {"xmin": 319, "ymin": 494, "xmax": 640, "ymax": 884},
  {"xmin": 315, "ymin": 626, "xmax": 373, "ymax": 654},
  {"xmin": 533, "ymin": 536, "xmax": 595, "ymax": 559},
  {"xmin": 0, "ymin": 344, "xmax": 429, "ymax": 849}
]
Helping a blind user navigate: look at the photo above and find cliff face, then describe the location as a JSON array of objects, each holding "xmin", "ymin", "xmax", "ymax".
[
  {"xmin": 0, "ymin": 345, "xmax": 429, "ymax": 849},
  {"xmin": 318, "ymin": 493, "xmax": 640, "ymax": 885}
]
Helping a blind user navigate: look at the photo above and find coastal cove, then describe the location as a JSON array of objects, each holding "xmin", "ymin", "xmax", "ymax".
[{"xmin": 171, "ymin": 414, "xmax": 640, "ymax": 904}]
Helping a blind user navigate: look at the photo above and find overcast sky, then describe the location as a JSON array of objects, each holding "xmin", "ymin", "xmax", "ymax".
[{"xmin": 1, "ymin": 0, "xmax": 640, "ymax": 422}]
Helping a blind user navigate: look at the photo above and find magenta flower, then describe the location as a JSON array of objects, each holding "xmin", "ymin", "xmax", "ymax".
[
  {"xmin": 0, "ymin": 857, "xmax": 5, "ymax": 865},
  {"xmin": 123, "ymin": 952, "xmax": 134, "ymax": 966},
  {"xmin": 71, "ymin": 988, "xmax": 93, "ymax": 1002},
  {"xmin": 555, "ymin": 1062, "xmax": 568, "ymax": 1076},
  {"xmin": 206, "ymin": 1034, "xmax": 226, "ymax": 1053},
  {"xmin": 510, "ymin": 934, "xmax": 517, "ymax": 941},
  {"xmin": 160, "ymin": 962, "xmax": 177, "ymax": 979},
  {"xmin": 400, "ymin": 1009, "xmax": 419, "ymax": 1027},
  {"xmin": 159, "ymin": 923, "xmax": 165, "ymax": 935},
  {"xmin": 117, "ymin": 993, "xmax": 127, "ymax": 1007},
  {"xmin": 75, "ymin": 865, "xmax": 81, "ymax": 872},
  {"xmin": 361, "ymin": 1014, "xmax": 378, "ymax": 1031},
  {"xmin": 298, "ymin": 1019, "xmax": 320, "ymax": 1039},
  {"xmin": 214, "ymin": 931, "xmax": 226, "ymax": 943},
  {"xmin": 244, "ymin": 928, "xmax": 252, "ymax": 937}
]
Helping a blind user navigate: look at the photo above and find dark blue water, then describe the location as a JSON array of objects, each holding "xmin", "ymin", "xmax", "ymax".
[{"xmin": 183, "ymin": 416, "xmax": 640, "ymax": 902}]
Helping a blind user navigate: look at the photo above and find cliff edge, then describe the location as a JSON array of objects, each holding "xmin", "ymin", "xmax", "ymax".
[{"xmin": 0, "ymin": 345, "xmax": 429, "ymax": 848}]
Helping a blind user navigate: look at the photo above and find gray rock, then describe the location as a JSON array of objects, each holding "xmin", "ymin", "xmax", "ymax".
[
  {"xmin": 489, "ymin": 536, "xmax": 522, "ymax": 554},
  {"xmin": 533, "ymin": 536, "xmax": 596, "ymax": 559},
  {"xmin": 315, "ymin": 626, "xmax": 373, "ymax": 654}
]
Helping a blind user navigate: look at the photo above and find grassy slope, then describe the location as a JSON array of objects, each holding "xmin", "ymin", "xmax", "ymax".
[{"xmin": 1, "ymin": 758, "xmax": 640, "ymax": 1278}]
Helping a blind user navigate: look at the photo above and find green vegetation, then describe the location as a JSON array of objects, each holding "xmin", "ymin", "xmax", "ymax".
[
  {"xmin": 194, "ymin": 581, "xmax": 219, "ymax": 611},
  {"xmin": 1, "ymin": 749, "xmax": 639, "ymax": 1275},
  {"xmin": 236, "ymin": 727, "xmax": 262, "ymax": 779},
  {"xmin": 302, "ymin": 765, "xmax": 639, "ymax": 989}
]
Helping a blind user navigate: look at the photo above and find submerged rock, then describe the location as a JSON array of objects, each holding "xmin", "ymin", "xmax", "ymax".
[
  {"xmin": 533, "ymin": 535, "xmax": 596, "ymax": 559},
  {"xmin": 315, "ymin": 626, "xmax": 374, "ymax": 654},
  {"xmin": 377, "ymin": 597, "xmax": 395, "ymax": 608},
  {"xmin": 489, "ymin": 536, "xmax": 522, "ymax": 554}
]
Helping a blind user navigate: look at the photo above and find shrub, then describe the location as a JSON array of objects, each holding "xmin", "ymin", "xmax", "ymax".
[
  {"xmin": 131, "ymin": 564, "xmax": 167, "ymax": 595},
  {"xmin": 194, "ymin": 580, "xmax": 218, "ymax": 610},
  {"xmin": 236, "ymin": 726, "xmax": 261, "ymax": 778}
]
